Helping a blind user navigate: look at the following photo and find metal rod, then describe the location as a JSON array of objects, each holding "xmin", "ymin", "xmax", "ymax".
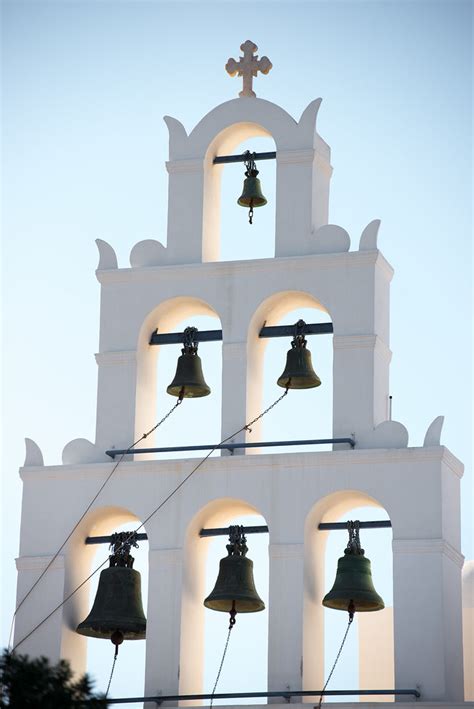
[
  {"xmin": 259, "ymin": 322, "xmax": 333, "ymax": 338},
  {"xmin": 85, "ymin": 533, "xmax": 148, "ymax": 545},
  {"xmin": 103, "ymin": 688, "xmax": 421, "ymax": 704},
  {"xmin": 86, "ymin": 519, "xmax": 391, "ymax": 544},
  {"xmin": 149, "ymin": 321, "xmax": 333, "ymax": 346},
  {"xmin": 318, "ymin": 520, "xmax": 392, "ymax": 530},
  {"xmin": 149, "ymin": 329, "xmax": 223, "ymax": 345},
  {"xmin": 213, "ymin": 151, "xmax": 276, "ymax": 165},
  {"xmin": 105, "ymin": 437, "xmax": 354, "ymax": 459},
  {"xmin": 200, "ymin": 525, "xmax": 268, "ymax": 537}
]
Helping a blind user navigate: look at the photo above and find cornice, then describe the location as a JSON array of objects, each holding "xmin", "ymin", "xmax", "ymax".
[
  {"xmin": 96, "ymin": 250, "xmax": 383, "ymax": 286},
  {"xmin": 392, "ymin": 538, "xmax": 464, "ymax": 568},
  {"xmin": 95, "ymin": 351, "xmax": 137, "ymax": 366},
  {"xmin": 333, "ymin": 334, "xmax": 392, "ymax": 361},
  {"xmin": 19, "ymin": 445, "xmax": 454, "ymax": 482},
  {"xmin": 166, "ymin": 158, "xmax": 203, "ymax": 174},
  {"xmin": 276, "ymin": 148, "xmax": 315, "ymax": 165},
  {"xmin": 16, "ymin": 554, "xmax": 65, "ymax": 571}
]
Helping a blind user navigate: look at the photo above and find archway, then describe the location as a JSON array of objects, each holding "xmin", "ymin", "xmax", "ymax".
[
  {"xmin": 67, "ymin": 506, "xmax": 149, "ymax": 703},
  {"xmin": 219, "ymin": 134, "xmax": 276, "ymax": 262},
  {"xmin": 136, "ymin": 297, "xmax": 223, "ymax": 457},
  {"xmin": 247, "ymin": 290, "xmax": 332, "ymax": 447},
  {"xmin": 304, "ymin": 491, "xmax": 394, "ymax": 699},
  {"xmin": 180, "ymin": 498, "xmax": 269, "ymax": 699}
]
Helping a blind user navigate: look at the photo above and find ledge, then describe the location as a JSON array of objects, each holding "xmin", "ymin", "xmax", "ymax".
[
  {"xmin": 96, "ymin": 250, "xmax": 393, "ymax": 285},
  {"xmin": 19, "ymin": 445, "xmax": 461, "ymax": 482}
]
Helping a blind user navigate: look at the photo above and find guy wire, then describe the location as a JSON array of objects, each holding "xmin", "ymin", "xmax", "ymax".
[
  {"xmin": 12, "ymin": 388, "xmax": 289, "ymax": 652},
  {"xmin": 9, "ymin": 396, "xmax": 183, "ymax": 650}
]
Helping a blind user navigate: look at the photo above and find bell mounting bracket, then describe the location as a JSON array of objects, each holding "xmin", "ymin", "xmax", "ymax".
[
  {"xmin": 149, "ymin": 319, "xmax": 333, "ymax": 346},
  {"xmin": 108, "ymin": 531, "xmax": 139, "ymax": 568}
]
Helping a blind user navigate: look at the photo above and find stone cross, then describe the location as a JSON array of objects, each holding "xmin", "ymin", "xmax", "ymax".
[{"xmin": 225, "ymin": 40, "xmax": 272, "ymax": 98}]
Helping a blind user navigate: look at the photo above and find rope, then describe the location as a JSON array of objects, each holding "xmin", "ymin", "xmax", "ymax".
[
  {"xmin": 317, "ymin": 612, "xmax": 354, "ymax": 708},
  {"xmin": 105, "ymin": 646, "xmax": 119, "ymax": 698},
  {"xmin": 12, "ymin": 389, "xmax": 289, "ymax": 652},
  {"xmin": 210, "ymin": 623, "xmax": 234, "ymax": 708},
  {"xmin": 9, "ymin": 397, "xmax": 183, "ymax": 651}
]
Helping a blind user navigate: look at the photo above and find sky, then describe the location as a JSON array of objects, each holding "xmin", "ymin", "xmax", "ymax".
[{"xmin": 1, "ymin": 0, "xmax": 472, "ymax": 704}]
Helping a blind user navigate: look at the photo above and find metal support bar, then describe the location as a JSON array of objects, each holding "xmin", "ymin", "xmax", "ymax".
[
  {"xmin": 106, "ymin": 437, "xmax": 354, "ymax": 459},
  {"xmin": 85, "ymin": 519, "xmax": 391, "ymax": 545},
  {"xmin": 200, "ymin": 525, "xmax": 268, "ymax": 538},
  {"xmin": 259, "ymin": 322, "xmax": 333, "ymax": 338},
  {"xmin": 149, "ymin": 329, "xmax": 222, "ymax": 345},
  {"xmin": 103, "ymin": 688, "xmax": 421, "ymax": 705},
  {"xmin": 85, "ymin": 533, "xmax": 148, "ymax": 545},
  {"xmin": 213, "ymin": 151, "xmax": 276, "ymax": 165},
  {"xmin": 318, "ymin": 520, "xmax": 392, "ymax": 531},
  {"xmin": 149, "ymin": 322, "xmax": 333, "ymax": 346}
]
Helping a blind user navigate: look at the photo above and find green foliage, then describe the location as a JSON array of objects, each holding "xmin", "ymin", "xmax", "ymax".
[{"xmin": 0, "ymin": 649, "xmax": 107, "ymax": 708}]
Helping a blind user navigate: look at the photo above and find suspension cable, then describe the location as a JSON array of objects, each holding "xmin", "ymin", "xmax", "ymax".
[
  {"xmin": 9, "ymin": 397, "xmax": 183, "ymax": 650},
  {"xmin": 12, "ymin": 389, "xmax": 289, "ymax": 652}
]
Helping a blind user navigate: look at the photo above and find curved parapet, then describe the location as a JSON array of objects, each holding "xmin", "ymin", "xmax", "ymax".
[
  {"xmin": 359, "ymin": 219, "xmax": 381, "ymax": 251},
  {"xmin": 297, "ymin": 98, "xmax": 322, "ymax": 140},
  {"xmin": 95, "ymin": 239, "xmax": 118, "ymax": 270},
  {"xmin": 24, "ymin": 438, "xmax": 44, "ymax": 466},
  {"xmin": 313, "ymin": 224, "xmax": 350, "ymax": 254},
  {"xmin": 163, "ymin": 115, "xmax": 188, "ymax": 157},
  {"xmin": 130, "ymin": 240, "xmax": 167, "ymax": 268},
  {"xmin": 423, "ymin": 416, "xmax": 444, "ymax": 446},
  {"xmin": 358, "ymin": 420, "xmax": 409, "ymax": 449},
  {"xmin": 62, "ymin": 438, "xmax": 110, "ymax": 465},
  {"xmin": 165, "ymin": 97, "xmax": 325, "ymax": 160}
]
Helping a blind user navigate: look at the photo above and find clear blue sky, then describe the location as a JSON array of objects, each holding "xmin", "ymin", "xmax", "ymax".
[{"xmin": 2, "ymin": 0, "xmax": 472, "ymax": 703}]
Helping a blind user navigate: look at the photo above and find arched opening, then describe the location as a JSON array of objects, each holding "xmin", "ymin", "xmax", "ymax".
[
  {"xmin": 219, "ymin": 135, "xmax": 276, "ymax": 262},
  {"xmin": 70, "ymin": 507, "xmax": 149, "ymax": 705},
  {"xmin": 247, "ymin": 291, "xmax": 333, "ymax": 448},
  {"xmin": 136, "ymin": 297, "xmax": 222, "ymax": 458},
  {"xmin": 304, "ymin": 492, "xmax": 394, "ymax": 701},
  {"xmin": 180, "ymin": 499, "xmax": 269, "ymax": 701}
]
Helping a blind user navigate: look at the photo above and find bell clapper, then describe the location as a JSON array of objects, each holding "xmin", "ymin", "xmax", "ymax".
[
  {"xmin": 110, "ymin": 629, "xmax": 124, "ymax": 657},
  {"xmin": 229, "ymin": 600, "xmax": 237, "ymax": 630},
  {"xmin": 348, "ymin": 599, "xmax": 355, "ymax": 622}
]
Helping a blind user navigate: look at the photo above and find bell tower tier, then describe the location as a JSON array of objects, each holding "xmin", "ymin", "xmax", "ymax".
[
  {"xmin": 14, "ymin": 42, "xmax": 469, "ymax": 708},
  {"xmin": 93, "ymin": 247, "xmax": 392, "ymax": 455},
  {"xmin": 164, "ymin": 97, "xmax": 332, "ymax": 264}
]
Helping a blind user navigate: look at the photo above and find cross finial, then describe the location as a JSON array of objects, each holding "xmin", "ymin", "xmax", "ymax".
[{"xmin": 225, "ymin": 40, "xmax": 272, "ymax": 98}]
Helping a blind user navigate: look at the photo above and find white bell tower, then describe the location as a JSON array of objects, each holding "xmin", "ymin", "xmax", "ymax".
[{"xmin": 15, "ymin": 40, "xmax": 469, "ymax": 707}]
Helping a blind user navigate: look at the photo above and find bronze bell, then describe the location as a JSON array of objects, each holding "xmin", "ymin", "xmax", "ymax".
[
  {"xmin": 323, "ymin": 522, "xmax": 384, "ymax": 615},
  {"xmin": 277, "ymin": 320, "xmax": 321, "ymax": 389},
  {"xmin": 237, "ymin": 174, "xmax": 267, "ymax": 208},
  {"xmin": 237, "ymin": 152, "xmax": 267, "ymax": 224},
  {"xmin": 204, "ymin": 526, "xmax": 265, "ymax": 616},
  {"xmin": 77, "ymin": 533, "xmax": 146, "ymax": 648},
  {"xmin": 167, "ymin": 326, "xmax": 211, "ymax": 398}
]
